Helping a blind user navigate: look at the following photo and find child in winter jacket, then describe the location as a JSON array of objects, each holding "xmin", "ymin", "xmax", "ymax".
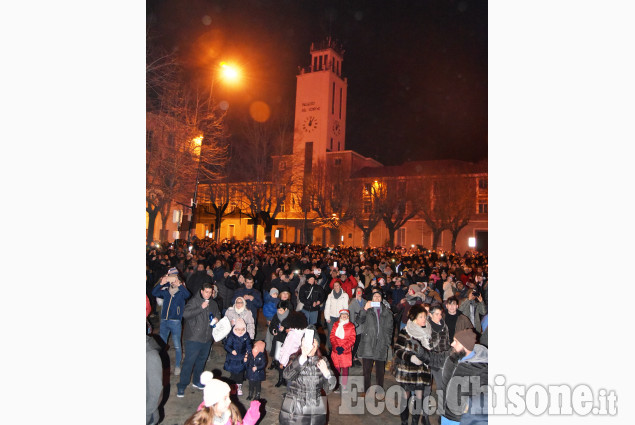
[
  {"xmin": 244, "ymin": 340, "xmax": 266, "ymax": 400},
  {"xmin": 262, "ymin": 288, "xmax": 280, "ymax": 324},
  {"xmin": 188, "ymin": 371, "xmax": 260, "ymax": 425},
  {"xmin": 224, "ymin": 318, "xmax": 252, "ymax": 396}
]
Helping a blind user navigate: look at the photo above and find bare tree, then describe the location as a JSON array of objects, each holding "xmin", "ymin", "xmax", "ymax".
[
  {"xmin": 234, "ymin": 118, "xmax": 294, "ymax": 242},
  {"xmin": 414, "ymin": 177, "xmax": 450, "ymax": 250},
  {"xmin": 146, "ymin": 46, "xmax": 228, "ymax": 243},
  {"xmin": 350, "ymin": 180, "xmax": 383, "ymax": 248},
  {"xmin": 441, "ymin": 176, "xmax": 477, "ymax": 251},
  {"xmin": 374, "ymin": 178, "xmax": 420, "ymax": 248}
]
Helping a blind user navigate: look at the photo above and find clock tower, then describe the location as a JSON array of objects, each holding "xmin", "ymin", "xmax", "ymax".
[{"xmin": 293, "ymin": 38, "xmax": 348, "ymax": 169}]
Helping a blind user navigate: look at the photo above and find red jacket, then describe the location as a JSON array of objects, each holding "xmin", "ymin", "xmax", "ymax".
[
  {"xmin": 330, "ymin": 276, "xmax": 358, "ymax": 298},
  {"xmin": 329, "ymin": 321, "xmax": 356, "ymax": 369}
]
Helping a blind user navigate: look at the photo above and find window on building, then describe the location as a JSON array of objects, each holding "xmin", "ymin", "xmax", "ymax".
[
  {"xmin": 334, "ymin": 158, "xmax": 342, "ymax": 166},
  {"xmin": 339, "ymin": 88, "xmax": 342, "ymax": 119},
  {"xmin": 337, "ymin": 141, "xmax": 340, "ymax": 151},
  {"xmin": 330, "ymin": 138, "xmax": 333, "ymax": 151},
  {"xmin": 478, "ymin": 178, "xmax": 488, "ymax": 190},
  {"xmin": 313, "ymin": 57, "xmax": 317, "ymax": 70},
  {"xmin": 478, "ymin": 201, "xmax": 488, "ymax": 214},
  {"xmin": 397, "ymin": 228, "xmax": 406, "ymax": 246},
  {"xmin": 332, "ymin": 82, "xmax": 335, "ymax": 114},
  {"xmin": 318, "ymin": 55, "xmax": 323, "ymax": 70},
  {"xmin": 279, "ymin": 161, "xmax": 286, "ymax": 171}
]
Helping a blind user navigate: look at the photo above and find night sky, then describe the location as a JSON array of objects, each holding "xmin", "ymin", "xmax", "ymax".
[{"xmin": 147, "ymin": 0, "xmax": 487, "ymax": 166}]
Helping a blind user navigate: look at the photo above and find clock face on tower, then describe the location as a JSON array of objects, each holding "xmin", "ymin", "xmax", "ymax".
[
  {"xmin": 302, "ymin": 115, "xmax": 318, "ymax": 133},
  {"xmin": 332, "ymin": 120, "xmax": 341, "ymax": 136}
]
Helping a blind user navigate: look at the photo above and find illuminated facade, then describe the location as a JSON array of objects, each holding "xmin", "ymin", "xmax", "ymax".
[{"xmin": 148, "ymin": 40, "xmax": 488, "ymax": 252}]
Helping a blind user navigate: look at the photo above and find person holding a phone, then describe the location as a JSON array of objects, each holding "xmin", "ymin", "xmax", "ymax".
[
  {"xmin": 356, "ymin": 291, "xmax": 394, "ymax": 397},
  {"xmin": 279, "ymin": 329, "xmax": 336, "ymax": 425}
]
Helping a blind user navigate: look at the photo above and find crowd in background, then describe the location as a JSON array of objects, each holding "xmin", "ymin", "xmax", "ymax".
[{"xmin": 146, "ymin": 238, "xmax": 488, "ymax": 425}]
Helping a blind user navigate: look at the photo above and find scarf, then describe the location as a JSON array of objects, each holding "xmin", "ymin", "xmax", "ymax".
[
  {"xmin": 333, "ymin": 289, "xmax": 342, "ymax": 299},
  {"xmin": 405, "ymin": 319, "xmax": 433, "ymax": 349},
  {"xmin": 335, "ymin": 319, "xmax": 348, "ymax": 339},
  {"xmin": 406, "ymin": 294, "xmax": 420, "ymax": 305},
  {"xmin": 168, "ymin": 284, "xmax": 179, "ymax": 297},
  {"xmin": 276, "ymin": 308, "xmax": 290, "ymax": 323},
  {"xmin": 234, "ymin": 297, "xmax": 245, "ymax": 314},
  {"xmin": 212, "ymin": 410, "xmax": 231, "ymax": 425},
  {"xmin": 429, "ymin": 318, "xmax": 445, "ymax": 333}
]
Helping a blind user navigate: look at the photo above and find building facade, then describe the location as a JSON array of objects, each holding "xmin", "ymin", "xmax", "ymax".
[{"xmin": 148, "ymin": 40, "xmax": 488, "ymax": 252}]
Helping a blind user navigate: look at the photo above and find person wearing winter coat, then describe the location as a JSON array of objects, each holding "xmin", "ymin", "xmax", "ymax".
[
  {"xmin": 348, "ymin": 287, "xmax": 366, "ymax": 366},
  {"xmin": 393, "ymin": 304, "xmax": 434, "ymax": 425},
  {"xmin": 151, "ymin": 272, "xmax": 191, "ymax": 375},
  {"xmin": 177, "ymin": 283, "xmax": 222, "ymax": 397},
  {"xmin": 244, "ymin": 340, "xmax": 267, "ymax": 400},
  {"xmin": 224, "ymin": 318, "xmax": 252, "ymax": 396},
  {"xmin": 186, "ymin": 262, "xmax": 213, "ymax": 296},
  {"xmin": 329, "ymin": 309, "xmax": 356, "ymax": 391},
  {"xmin": 356, "ymin": 291, "xmax": 394, "ymax": 395},
  {"xmin": 329, "ymin": 270, "xmax": 357, "ymax": 297},
  {"xmin": 279, "ymin": 331, "xmax": 337, "ymax": 425},
  {"xmin": 444, "ymin": 296, "xmax": 473, "ymax": 342},
  {"xmin": 224, "ymin": 297, "xmax": 256, "ymax": 340},
  {"xmin": 427, "ymin": 303, "xmax": 452, "ymax": 400},
  {"xmin": 298, "ymin": 274, "xmax": 325, "ymax": 325},
  {"xmin": 268, "ymin": 300, "xmax": 290, "ymax": 369},
  {"xmin": 323, "ymin": 281, "xmax": 350, "ymax": 352},
  {"xmin": 232, "ymin": 275, "xmax": 264, "ymax": 315},
  {"xmin": 458, "ymin": 291, "xmax": 487, "ymax": 334},
  {"xmin": 186, "ymin": 371, "xmax": 261, "ymax": 425},
  {"xmin": 262, "ymin": 287, "xmax": 280, "ymax": 323},
  {"xmin": 217, "ymin": 270, "xmax": 241, "ymax": 315},
  {"xmin": 437, "ymin": 329, "xmax": 488, "ymax": 424},
  {"xmin": 146, "ymin": 335, "xmax": 163, "ymax": 425}
]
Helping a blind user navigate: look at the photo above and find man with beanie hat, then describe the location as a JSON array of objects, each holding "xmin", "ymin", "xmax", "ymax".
[
  {"xmin": 151, "ymin": 272, "xmax": 191, "ymax": 376},
  {"xmin": 437, "ymin": 329, "xmax": 488, "ymax": 424}
]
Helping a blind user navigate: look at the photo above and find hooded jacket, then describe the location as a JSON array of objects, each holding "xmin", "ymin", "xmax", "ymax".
[
  {"xmin": 223, "ymin": 329, "xmax": 252, "ymax": 374},
  {"xmin": 440, "ymin": 344, "xmax": 488, "ymax": 422}
]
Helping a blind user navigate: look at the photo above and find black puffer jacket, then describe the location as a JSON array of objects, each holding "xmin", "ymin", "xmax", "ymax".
[{"xmin": 279, "ymin": 354, "xmax": 336, "ymax": 425}]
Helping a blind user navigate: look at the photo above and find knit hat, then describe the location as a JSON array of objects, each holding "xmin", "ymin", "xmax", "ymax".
[
  {"xmin": 408, "ymin": 284, "xmax": 424, "ymax": 298},
  {"xmin": 200, "ymin": 371, "xmax": 231, "ymax": 407},
  {"xmin": 167, "ymin": 267, "xmax": 179, "ymax": 275},
  {"xmin": 270, "ymin": 287, "xmax": 279, "ymax": 296},
  {"xmin": 454, "ymin": 329, "xmax": 477, "ymax": 351}
]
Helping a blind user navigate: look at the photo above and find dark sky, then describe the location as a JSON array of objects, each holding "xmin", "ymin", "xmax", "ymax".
[{"xmin": 147, "ymin": 0, "xmax": 487, "ymax": 166}]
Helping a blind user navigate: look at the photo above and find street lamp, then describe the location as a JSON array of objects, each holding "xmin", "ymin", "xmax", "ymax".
[{"xmin": 187, "ymin": 61, "xmax": 242, "ymax": 242}]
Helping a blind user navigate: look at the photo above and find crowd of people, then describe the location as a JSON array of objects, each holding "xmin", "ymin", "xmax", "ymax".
[{"xmin": 146, "ymin": 238, "xmax": 488, "ymax": 425}]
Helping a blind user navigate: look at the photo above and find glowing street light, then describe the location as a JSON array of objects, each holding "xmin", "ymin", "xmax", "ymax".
[
  {"xmin": 219, "ymin": 62, "xmax": 241, "ymax": 83},
  {"xmin": 189, "ymin": 61, "xmax": 244, "ymax": 243}
]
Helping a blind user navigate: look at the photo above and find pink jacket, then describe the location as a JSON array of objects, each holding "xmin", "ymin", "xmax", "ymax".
[{"xmin": 197, "ymin": 400, "xmax": 261, "ymax": 425}]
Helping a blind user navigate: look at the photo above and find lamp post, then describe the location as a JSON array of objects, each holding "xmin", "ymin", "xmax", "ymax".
[{"xmin": 187, "ymin": 61, "xmax": 241, "ymax": 242}]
